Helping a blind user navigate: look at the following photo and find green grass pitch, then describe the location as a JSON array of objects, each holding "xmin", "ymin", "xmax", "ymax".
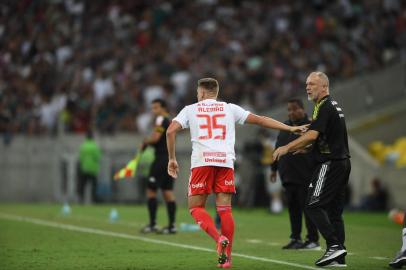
[{"xmin": 0, "ymin": 203, "xmax": 401, "ymax": 270}]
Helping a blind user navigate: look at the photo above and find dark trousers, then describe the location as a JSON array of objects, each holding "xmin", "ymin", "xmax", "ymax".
[
  {"xmin": 305, "ymin": 159, "xmax": 351, "ymax": 248},
  {"xmin": 78, "ymin": 172, "xmax": 97, "ymax": 203},
  {"xmin": 284, "ymin": 183, "xmax": 319, "ymax": 242}
]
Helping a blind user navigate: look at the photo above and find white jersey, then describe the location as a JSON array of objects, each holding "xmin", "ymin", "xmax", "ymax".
[{"xmin": 173, "ymin": 99, "xmax": 250, "ymax": 169}]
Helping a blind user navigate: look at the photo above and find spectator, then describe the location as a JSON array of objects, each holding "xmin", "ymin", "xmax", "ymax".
[
  {"xmin": 0, "ymin": 1, "xmax": 405, "ymax": 135},
  {"xmin": 359, "ymin": 177, "xmax": 388, "ymax": 211}
]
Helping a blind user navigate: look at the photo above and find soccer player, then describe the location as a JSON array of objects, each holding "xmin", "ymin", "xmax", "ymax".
[
  {"xmin": 389, "ymin": 211, "xmax": 406, "ymax": 268},
  {"xmin": 166, "ymin": 78, "xmax": 307, "ymax": 268},
  {"xmin": 140, "ymin": 99, "xmax": 177, "ymax": 234},
  {"xmin": 273, "ymin": 72, "xmax": 351, "ymax": 267}
]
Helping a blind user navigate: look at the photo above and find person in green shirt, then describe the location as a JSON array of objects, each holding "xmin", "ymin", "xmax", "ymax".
[{"xmin": 78, "ymin": 130, "xmax": 101, "ymax": 203}]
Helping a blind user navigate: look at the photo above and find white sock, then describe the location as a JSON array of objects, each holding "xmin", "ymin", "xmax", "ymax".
[{"xmin": 401, "ymin": 228, "xmax": 406, "ymax": 252}]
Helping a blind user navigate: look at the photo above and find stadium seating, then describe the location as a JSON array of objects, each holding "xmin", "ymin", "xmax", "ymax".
[
  {"xmin": 369, "ymin": 137, "xmax": 406, "ymax": 168},
  {"xmin": 1, "ymin": 1, "xmax": 405, "ymax": 134}
]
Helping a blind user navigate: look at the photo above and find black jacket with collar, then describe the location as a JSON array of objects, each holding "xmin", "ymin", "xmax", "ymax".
[{"xmin": 271, "ymin": 115, "xmax": 316, "ymax": 186}]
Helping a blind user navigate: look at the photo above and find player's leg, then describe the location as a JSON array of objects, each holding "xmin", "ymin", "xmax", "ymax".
[
  {"xmin": 389, "ymin": 211, "xmax": 406, "ymax": 268},
  {"xmin": 188, "ymin": 166, "xmax": 220, "ymax": 241},
  {"xmin": 214, "ymin": 167, "xmax": 236, "ymax": 267},
  {"xmin": 216, "ymin": 192, "xmax": 233, "ymax": 266},
  {"xmin": 188, "ymin": 194, "xmax": 220, "ymax": 241},
  {"xmin": 283, "ymin": 184, "xmax": 303, "ymax": 249},
  {"xmin": 403, "ymin": 212, "xmax": 406, "ymax": 248}
]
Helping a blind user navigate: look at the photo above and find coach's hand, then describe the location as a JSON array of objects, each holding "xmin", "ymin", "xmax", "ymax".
[
  {"xmin": 290, "ymin": 124, "xmax": 309, "ymax": 134},
  {"xmin": 168, "ymin": 159, "xmax": 179, "ymax": 179},
  {"xmin": 273, "ymin": 146, "xmax": 289, "ymax": 161}
]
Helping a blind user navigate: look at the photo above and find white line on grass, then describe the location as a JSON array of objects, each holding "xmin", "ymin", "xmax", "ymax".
[
  {"xmin": 62, "ymin": 214, "xmax": 142, "ymax": 227},
  {"xmin": 246, "ymin": 239, "xmax": 263, "ymax": 244},
  {"xmin": 266, "ymin": 242, "xmax": 281, "ymax": 246},
  {"xmin": 245, "ymin": 240, "xmax": 281, "ymax": 246},
  {"xmin": 0, "ymin": 212, "xmax": 319, "ymax": 270},
  {"xmin": 370, "ymin": 256, "xmax": 388, "ymax": 260}
]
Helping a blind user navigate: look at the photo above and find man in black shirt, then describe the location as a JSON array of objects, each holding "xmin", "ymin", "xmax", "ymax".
[
  {"xmin": 140, "ymin": 99, "xmax": 177, "ymax": 234},
  {"xmin": 273, "ymin": 72, "xmax": 351, "ymax": 267},
  {"xmin": 271, "ymin": 98, "xmax": 319, "ymax": 250}
]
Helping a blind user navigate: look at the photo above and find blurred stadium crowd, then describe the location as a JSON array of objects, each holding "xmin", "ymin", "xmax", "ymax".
[{"xmin": 0, "ymin": 0, "xmax": 405, "ymax": 135}]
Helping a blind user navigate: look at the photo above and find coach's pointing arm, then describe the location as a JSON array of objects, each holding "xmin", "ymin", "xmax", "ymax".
[
  {"xmin": 245, "ymin": 113, "xmax": 308, "ymax": 133},
  {"xmin": 272, "ymin": 130, "xmax": 319, "ymax": 161}
]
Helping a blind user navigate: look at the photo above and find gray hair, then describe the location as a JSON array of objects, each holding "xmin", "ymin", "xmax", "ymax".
[{"xmin": 311, "ymin": 71, "xmax": 329, "ymax": 88}]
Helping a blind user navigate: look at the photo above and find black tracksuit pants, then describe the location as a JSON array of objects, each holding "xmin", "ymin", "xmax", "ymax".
[
  {"xmin": 305, "ymin": 159, "xmax": 351, "ymax": 248},
  {"xmin": 284, "ymin": 183, "xmax": 319, "ymax": 242}
]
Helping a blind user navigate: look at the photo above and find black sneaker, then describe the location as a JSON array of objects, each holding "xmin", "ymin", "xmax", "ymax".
[
  {"xmin": 299, "ymin": 240, "xmax": 322, "ymax": 250},
  {"xmin": 140, "ymin": 224, "xmax": 159, "ymax": 234},
  {"xmin": 158, "ymin": 226, "xmax": 177, "ymax": 234},
  {"xmin": 389, "ymin": 250, "xmax": 406, "ymax": 269},
  {"xmin": 315, "ymin": 245, "xmax": 347, "ymax": 267},
  {"xmin": 282, "ymin": 239, "xmax": 303, "ymax": 249}
]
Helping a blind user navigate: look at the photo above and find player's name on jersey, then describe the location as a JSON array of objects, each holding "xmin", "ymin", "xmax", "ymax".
[
  {"xmin": 197, "ymin": 106, "xmax": 224, "ymax": 112},
  {"xmin": 197, "ymin": 102, "xmax": 223, "ymax": 107}
]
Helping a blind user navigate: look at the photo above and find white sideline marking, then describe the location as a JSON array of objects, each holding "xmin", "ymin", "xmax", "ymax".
[
  {"xmin": 0, "ymin": 213, "xmax": 319, "ymax": 270},
  {"xmin": 64, "ymin": 214, "xmax": 141, "ymax": 227},
  {"xmin": 246, "ymin": 239, "xmax": 281, "ymax": 246},
  {"xmin": 266, "ymin": 242, "xmax": 281, "ymax": 246},
  {"xmin": 246, "ymin": 239, "xmax": 263, "ymax": 244},
  {"xmin": 370, "ymin": 256, "xmax": 388, "ymax": 260}
]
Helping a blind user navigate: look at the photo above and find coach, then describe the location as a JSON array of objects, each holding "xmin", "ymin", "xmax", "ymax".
[
  {"xmin": 273, "ymin": 72, "xmax": 351, "ymax": 267},
  {"xmin": 271, "ymin": 98, "xmax": 319, "ymax": 250}
]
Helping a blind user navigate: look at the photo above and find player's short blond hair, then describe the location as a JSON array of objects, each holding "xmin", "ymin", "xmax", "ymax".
[{"xmin": 198, "ymin": 78, "xmax": 219, "ymax": 95}]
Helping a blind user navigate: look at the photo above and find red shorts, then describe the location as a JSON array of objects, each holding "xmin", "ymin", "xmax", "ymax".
[{"xmin": 188, "ymin": 166, "xmax": 235, "ymax": 196}]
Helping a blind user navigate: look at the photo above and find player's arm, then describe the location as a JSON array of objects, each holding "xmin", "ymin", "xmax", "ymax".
[
  {"xmin": 273, "ymin": 130, "xmax": 319, "ymax": 161},
  {"xmin": 166, "ymin": 120, "xmax": 182, "ymax": 178},
  {"xmin": 245, "ymin": 113, "xmax": 308, "ymax": 133},
  {"xmin": 274, "ymin": 103, "xmax": 331, "ymax": 160}
]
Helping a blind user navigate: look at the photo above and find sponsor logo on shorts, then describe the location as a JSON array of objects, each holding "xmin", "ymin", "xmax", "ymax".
[
  {"xmin": 224, "ymin": 180, "xmax": 234, "ymax": 186},
  {"xmin": 191, "ymin": 183, "xmax": 206, "ymax": 189},
  {"xmin": 204, "ymin": 158, "xmax": 226, "ymax": 163},
  {"xmin": 149, "ymin": 177, "xmax": 156, "ymax": 183}
]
